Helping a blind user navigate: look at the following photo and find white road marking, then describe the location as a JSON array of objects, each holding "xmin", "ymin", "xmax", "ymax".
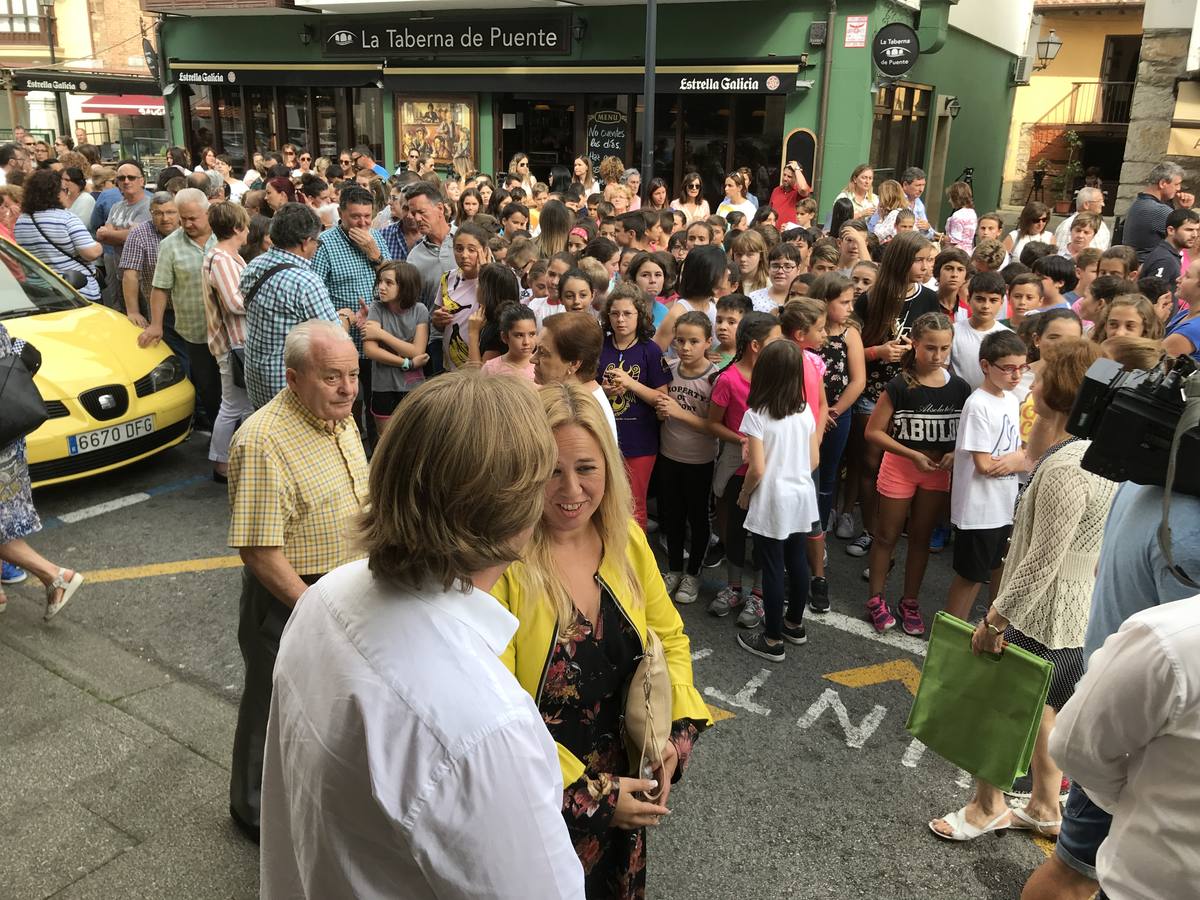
[
  {"xmin": 808, "ymin": 610, "xmax": 928, "ymax": 658},
  {"xmin": 901, "ymin": 738, "xmax": 927, "ymax": 768},
  {"xmin": 57, "ymin": 492, "xmax": 151, "ymax": 523},
  {"xmin": 704, "ymin": 668, "xmax": 773, "ymax": 716},
  {"xmin": 796, "ymin": 687, "xmax": 888, "ymax": 749},
  {"xmin": 691, "ymin": 648, "xmax": 713, "ymax": 661}
]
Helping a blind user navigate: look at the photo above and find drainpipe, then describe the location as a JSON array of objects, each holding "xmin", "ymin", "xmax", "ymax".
[
  {"xmin": 813, "ymin": 0, "xmax": 835, "ymax": 207},
  {"xmin": 155, "ymin": 16, "xmax": 173, "ymax": 145},
  {"xmin": 917, "ymin": 0, "xmax": 957, "ymax": 54}
]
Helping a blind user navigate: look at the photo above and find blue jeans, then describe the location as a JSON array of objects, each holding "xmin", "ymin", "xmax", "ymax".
[
  {"xmin": 752, "ymin": 532, "xmax": 810, "ymax": 639},
  {"xmin": 817, "ymin": 411, "xmax": 853, "ymax": 529},
  {"xmin": 1055, "ymin": 783, "xmax": 1112, "ymax": 881}
]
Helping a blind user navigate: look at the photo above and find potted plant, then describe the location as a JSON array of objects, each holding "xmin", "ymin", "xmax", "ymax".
[{"xmin": 1054, "ymin": 130, "xmax": 1083, "ymax": 214}]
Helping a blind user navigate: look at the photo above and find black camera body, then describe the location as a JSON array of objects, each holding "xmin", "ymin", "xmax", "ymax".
[{"xmin": 1068, "ymin": 356, "xmax": 1199, "ymax": 497}]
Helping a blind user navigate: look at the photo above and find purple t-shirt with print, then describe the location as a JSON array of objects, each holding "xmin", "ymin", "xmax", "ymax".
[{"xmin": 597, "ymin": 336, "xmax": 671, "ymax": 458}]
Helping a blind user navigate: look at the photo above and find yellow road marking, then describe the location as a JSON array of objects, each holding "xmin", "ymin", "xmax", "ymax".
[
  {"xmin": 823, "ymin": 659, "xmax": 923, "ymax": 697},
  {"xmin": 85, "ymin": 555, "xmax": 243, "ymax": 585},
  {"xmin": 706, "ymin": 703, "xmax": 736, "ymax": 723},
  {"xmin": 1031, "ymin": 833, "xmax": 1055, "ymax": 857}
]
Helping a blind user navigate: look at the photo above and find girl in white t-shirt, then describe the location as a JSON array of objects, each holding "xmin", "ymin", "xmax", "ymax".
[{"xmin": 735, "ymin": 340, "xmax": 820, "ymax": 662}]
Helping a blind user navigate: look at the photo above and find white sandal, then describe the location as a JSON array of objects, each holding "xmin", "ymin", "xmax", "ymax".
[
  {"xmin": 1010, "ymin": 806, "xmax": 1062, "ymax": 837},
  {"xmin": 44, "ymin": 569, "xmax": 83, "ymax": 621},
  {"xmin": 929, "ymin": 806, "xmax": 1011, "ymax": 842}
]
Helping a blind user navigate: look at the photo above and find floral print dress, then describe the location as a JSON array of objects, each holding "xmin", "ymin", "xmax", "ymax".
[
  {"xmin": 0, "ymin": 323, "xmax": 41, "ymax": 544},
  {"xmin": 541, "ymin": 585, "xmax": 700, "ymax": 900}
]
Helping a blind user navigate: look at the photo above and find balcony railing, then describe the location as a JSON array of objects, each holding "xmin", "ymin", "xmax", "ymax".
[{"xmin": 1036, "ymin": 81, "xmax": 1135, "ymax": 127}]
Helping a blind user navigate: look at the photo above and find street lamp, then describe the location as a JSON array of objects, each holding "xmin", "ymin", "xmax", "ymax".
[
  {"xmin": 37, "ymin": 0, "xmax": 68, "ymax": 136},
  {"xmin": 1034, "ymin": 30, "xmax": 1063, "ymax": 71}
]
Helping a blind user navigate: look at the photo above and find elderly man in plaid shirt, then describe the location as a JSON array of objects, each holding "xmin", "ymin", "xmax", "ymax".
[
  {"xmin": 226, "ymin": 318, "xmax": 369, "ymax": 842},
  {"xmin": 310, "ymin": 185, "xmax": 389, "ymax": 444}
]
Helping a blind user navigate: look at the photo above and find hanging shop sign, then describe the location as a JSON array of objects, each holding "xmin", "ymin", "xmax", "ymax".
[
  {"xmin": 13, "ymin": 71, "xmax": 159, "ymax": 95},
  {"xmin": 872, "ymin": 22, "xmax": 920, "ymax": 78},
  {"xmin": 321, "ymin": 15, "xmax": 572, "ymax": 57},
  {"xmin": 587, "ymin": 110, "xmax": 628, "ymax": 162}
]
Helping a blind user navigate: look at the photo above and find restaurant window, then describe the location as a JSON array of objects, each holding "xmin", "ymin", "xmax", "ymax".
[
  {"xmin": 314, "ymin": 89, "xmax": 339, "ymax": 160},
  {"xmin": 350, "ymin": 87, "xmax": 384, "ymax": 162},
  {"xmin": 246, "ymin": 87, "xmax": 277, "ymax": 157},
  {"xmin": 281, "ymin": 87, "xmax": 310, "ymax": 152},
  {"xmin": 0, "ymin": 0, "xmax": 41, "ymax": 36},
  {"xmin": 214, "ymin": 86, "xmax": 245, "ymax": 170},
  {"xmin": 733, "ymin": 95, "xmax": 785, "ymax": 203},
  {"xmin": 869, "ymin": 82, "xmax": 931, "ymax": 183},
  {"xmin": 186, "ymin": 85, "xmax": 214, "ymax": 156},
  {"xmin": 75, "ymin": 119, "xmax": 108, "ymax": 145}
]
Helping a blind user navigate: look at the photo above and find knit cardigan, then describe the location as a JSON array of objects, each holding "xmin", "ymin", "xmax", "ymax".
[{"xmin": 992, "ymin": 440, "xmax": 1118, "ymax": 649}]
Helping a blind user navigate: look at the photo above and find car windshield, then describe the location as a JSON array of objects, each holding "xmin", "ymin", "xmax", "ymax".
[{"xmin": 0, "ymin": 238, "xmax": 90, "ymax": 320}]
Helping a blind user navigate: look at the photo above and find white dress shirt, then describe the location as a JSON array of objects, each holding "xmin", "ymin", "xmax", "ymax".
[
  {"xmin": 1050, "ymin": 596, "xmax": 1200, "ymax": 900},
  {"xmin": 261, "ymin": 560, "xmax": 584, "ymax": 900}
]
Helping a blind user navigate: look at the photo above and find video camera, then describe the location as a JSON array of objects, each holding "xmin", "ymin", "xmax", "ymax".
[{"xmin": 1068, "ymin": 354, "xmax": 1199, "ymax": 497}]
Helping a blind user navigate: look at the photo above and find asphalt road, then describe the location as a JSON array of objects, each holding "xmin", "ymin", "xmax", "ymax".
[{"xmin": 22, "ymin": 434, "xmax": 1049, "ymax": 899}]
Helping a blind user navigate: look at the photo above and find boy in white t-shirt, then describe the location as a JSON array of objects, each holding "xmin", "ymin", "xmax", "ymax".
[
  {"xmin": 950, "ymin": 271, "xmax": 1011, "ymax": 390},
  {"xmin": 945, "ymin": 330, "xmax": 1031, "ymax": 621}
]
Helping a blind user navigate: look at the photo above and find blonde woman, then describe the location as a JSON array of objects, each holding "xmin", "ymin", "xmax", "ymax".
[
  {"xmin": 872, "ymin": 180, "xmax": 909, "ymax": 243},
  {"xmin": 835, "ymin": 164, "xmax": 879, "ymax": 219},
  {"xmin": 508, "ymin": 152, "xmax": 537, "ymax": 192},
  {"xmin": 491, "ymin": 382, "xmax": 711, "ymax": 900}
]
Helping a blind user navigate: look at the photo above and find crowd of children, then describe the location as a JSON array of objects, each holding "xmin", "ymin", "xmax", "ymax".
[{"xmin": 351, "ymin": 164, "xmax": 1195, "ymax": 661}]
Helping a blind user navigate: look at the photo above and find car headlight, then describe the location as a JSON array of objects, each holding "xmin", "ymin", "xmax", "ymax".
[{"xmin": 137, "ymin": 356, "xmax": 185, "ymax": 396}]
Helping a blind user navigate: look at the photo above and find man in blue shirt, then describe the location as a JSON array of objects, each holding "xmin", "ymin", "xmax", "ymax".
[
  {"xmin": 1123, "ymin": 162, "xmax": 1196, "ymax": 261},
  {"xmin": 1022, "ymin": 481, "xmax": 1200, "ymax": 900},
  {"xmin": 352, "ymin": 145, "xmax": 389, "ymax": 179},
  {"xmin": 1140, "ymin": 206, "xmax": 1199, "ymax": 291}
]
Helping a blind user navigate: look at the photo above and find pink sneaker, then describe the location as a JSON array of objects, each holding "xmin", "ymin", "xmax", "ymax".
[
  {"xmin": 866, "ymin": 594, "xmax": 895, "ymax": 632},
  {"xmin": 898, "ymin": 597, "xmax": 925, "ymax": 637}
]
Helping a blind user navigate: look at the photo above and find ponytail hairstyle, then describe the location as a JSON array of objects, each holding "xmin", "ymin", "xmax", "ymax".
[
  {"xmin": 899, "ymin": 311, "xmax": 953, "ymax": 386},
  {"xmin": 719, "ymin": 310, "xmax": 779, "ymax": 375},
  {"xmin": 747, "ymin": 340, "xmax": 808, "ymax": 419},
  {"xmin": 806, "ymin": 272, "xmax": 853, "ymax": 304},
  {"xmin": 602, "ymin": 282, "xmax": 655, "ymax": 341},
  {"xmin": 861, "ymin": 232, "xmax": 933, "ymax": 347},
  {"xmin": 780, "ymin": 298, "xmax": 828, "ymax": 346}
]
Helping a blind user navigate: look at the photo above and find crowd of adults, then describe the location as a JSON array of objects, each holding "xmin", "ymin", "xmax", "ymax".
[{"xmin": 1, "ymin": 127, "xmax": 1198, "ymax": 900}]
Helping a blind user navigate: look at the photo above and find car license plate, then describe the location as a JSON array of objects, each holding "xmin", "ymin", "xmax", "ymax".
[{"xmin": 68, "ymin": 415, "xmax": 155, "ymax": 455}]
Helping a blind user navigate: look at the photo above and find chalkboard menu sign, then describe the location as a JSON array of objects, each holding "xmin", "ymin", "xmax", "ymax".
[{"xmin": 587, "ymin": 110, "xmax": 628, "ymax": 162}]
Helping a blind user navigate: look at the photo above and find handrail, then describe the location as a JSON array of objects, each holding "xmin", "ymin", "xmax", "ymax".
[{"xmin": 1034, "ymin": 80, "xmax": 1135, "ymax": 127}]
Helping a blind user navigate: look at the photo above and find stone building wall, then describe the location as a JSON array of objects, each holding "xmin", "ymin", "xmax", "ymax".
[{"xmin": 1116, "ymin": 28, "xmax": 1200, "ymax": 214}]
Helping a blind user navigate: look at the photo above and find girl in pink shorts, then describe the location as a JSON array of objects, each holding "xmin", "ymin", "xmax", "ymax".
[{"xmin": 863, "ymin": 312, "xmax": 971, "ymax": 635}]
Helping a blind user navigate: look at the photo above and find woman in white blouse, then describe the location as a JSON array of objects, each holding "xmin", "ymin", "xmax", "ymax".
[
  {"xmin": 835, "ymin": 164, "xmax": 878, "ymax": 220},
  {"xmin": 671, "ymin": 173, "xmax": 710, "ymax": 224}
]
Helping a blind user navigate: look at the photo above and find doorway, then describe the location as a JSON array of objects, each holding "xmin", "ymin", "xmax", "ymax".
[{"xmin": 498, "ymin": 94, "xmax": 581, "ymax": 179}]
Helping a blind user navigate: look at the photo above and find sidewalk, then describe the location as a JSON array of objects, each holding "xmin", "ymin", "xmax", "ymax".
[{"xmin": 0, "ymin": 589, "xmax": 258, "ymax": 900}]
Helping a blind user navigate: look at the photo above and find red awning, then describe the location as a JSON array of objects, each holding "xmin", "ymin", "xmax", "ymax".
[{"xmin": 80, "ymin": 94, "xmax": 164, "ymax": 117}]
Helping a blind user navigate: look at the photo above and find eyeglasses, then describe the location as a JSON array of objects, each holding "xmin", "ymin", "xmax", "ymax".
[
  {"xmin": 339, "ymin": 157, "xmax": 351, "ymax": 164},
  {"xmin": 687, "ymin": 183, "xmax": 699, "ymax": 190},
  {"xmin": 769, "ymin": 262, "xmax": 798, "ymax": 272},
  {"xmin": 1035, "ymin": 216, "xmax": 1049, "ymax": 223},
  {"xmin": 116, "ymin": 174, "xmax": 141, "ymax": 182},
  {"xmin": 351, "ymin": 155, "xmax": 362, "ymax": 164},
  {"xmin": 610, "ymin": 310, "xmax": 637, "ymax": 318},
  {"xmin": 992, "ymin": 363, "xmax": 1031, "ymax": 376},
  {"xmin": 300, "ymin": 155, "xmax": 311, "ymax": 162}
]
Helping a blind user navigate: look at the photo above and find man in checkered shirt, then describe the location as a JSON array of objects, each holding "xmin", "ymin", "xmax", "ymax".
[{"xmin": 226, "ymin": 318, "xmax": 369, "ymax": 842}]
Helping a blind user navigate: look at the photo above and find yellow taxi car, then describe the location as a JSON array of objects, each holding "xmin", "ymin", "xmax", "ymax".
[{"xmin": 1, "ymin": 237, "xmax": 195, "ymax": 487}]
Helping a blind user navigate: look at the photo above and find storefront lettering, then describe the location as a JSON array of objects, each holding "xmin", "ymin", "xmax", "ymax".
[
  {"xmin": 323, "ymin": 16, "xmax": 571, "ymax": 57},
  {"xmin": 678, "ymin": 76, "xmax": 764, "ymax": 92},
  {"xmin": 177, "ymin": 71, "xmax": 231, "ymax": 84}
]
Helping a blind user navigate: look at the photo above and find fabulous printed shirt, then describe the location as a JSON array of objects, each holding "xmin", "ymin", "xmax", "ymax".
[{"xmin": 883, "ymin": 370, "xmax": 972, "ymax": 456}]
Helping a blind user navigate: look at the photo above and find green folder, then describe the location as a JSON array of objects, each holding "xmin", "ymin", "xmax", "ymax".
[{"xmin": 905, "ymin": 612, "xmax": 1053, "ymax": 790}]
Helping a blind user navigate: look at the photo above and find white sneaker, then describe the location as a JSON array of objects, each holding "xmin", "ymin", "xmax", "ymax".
[
  {"xmin": 674, "ymin": 574, "xmax": 701, "ymax": 605},
  {"xmin": 662, "ymin": 571, "xmax": 683, "ymax": 595},
  {"xmin": 835, "ymin": 513, "xmax": 856, "ymax": 540}
]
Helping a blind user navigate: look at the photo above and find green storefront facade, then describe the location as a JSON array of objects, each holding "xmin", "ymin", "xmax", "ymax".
[{"xmin": 159, "ymin": 0, "xmax": 1019, "ymax": 220}]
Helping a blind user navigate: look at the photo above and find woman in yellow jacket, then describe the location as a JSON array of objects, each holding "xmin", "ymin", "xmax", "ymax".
[{"xmin": 491, "ymin": 382, "xmax": 711, "ymax": 900}]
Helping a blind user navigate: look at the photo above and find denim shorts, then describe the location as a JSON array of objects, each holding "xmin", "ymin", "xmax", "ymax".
[
  {"xmin": 853, "ymin": 395, "xmax": 876, "ymax": 416},
  {"xmin": 1055, "ymin": 783, "xmax": 1112, "ymax": 881}
]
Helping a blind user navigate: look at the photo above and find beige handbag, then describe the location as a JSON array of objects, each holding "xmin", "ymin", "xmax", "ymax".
[{"xmin": 624, "ymin": 627, "xmax": 673, "ymax": 802}]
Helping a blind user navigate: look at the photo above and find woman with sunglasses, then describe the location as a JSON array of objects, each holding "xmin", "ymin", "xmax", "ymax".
[
  {"xmin": 672, "ymin": 174, "xmax": 710, "ymax": 225},
  {"xmin": 1004, "ymin": 201, "xmax": 1055, "ymax": 259},
  {"xmin": 291, "ymin": 148, "xmax": 314, "ymax": 178},
  {"xmin": 508, "ymin": 152, "xmax": 537, "ymax": 193}
]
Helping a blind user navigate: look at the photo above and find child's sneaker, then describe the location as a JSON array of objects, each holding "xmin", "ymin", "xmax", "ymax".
[
  {"xmin": 1, "ymin": 562, "xmax": 27, "ymax": 584},
  {"xmin": 708, "ymin": 585, "xmax": 744, "ymax": 617},
  {"xmin": 898, "ymin": 597, "xmax": 925, "ymax": 636},
  {"xmin": 929, "ymin": 526, "xmax": 951, "ymax": 553},
  {"xmin": 737, "ymin": 631, "xmax": 785, "ymax": 662},
  {"xmin": 736, "ymin": 592, "xmax": 764, "ymax": 628},
  {"xmin": 834, "ymin": 512, "xmax": 856, "ymax": 540},
  {"xmin": 781, "ymin": 621, "xmax": 808, "ymax": 645},
  {"xmin": 846, "ymin": 532, "xmax": 873, "ymax": 557},
  {"xmin": 866, "ymin": 594, "xmax": 896, "ymax": 632},
  {"xmin": 674, "ymin": 574, "xmax": 701, "ymax": 605},
  {"xmin": 808, "ymin": 576, "xmax": 830, "ymax": 613},
  {"xmin": 662, "ymin": 571, "xmax": 683, "ymax": 596}
]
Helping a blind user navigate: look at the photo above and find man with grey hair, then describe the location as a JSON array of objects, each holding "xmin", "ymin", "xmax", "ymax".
[
  {"xmin": 1054, "ymin": 187, "xmax": 1111, "ymax": 250},
  {"xmin": 240, "ymin": 203, "xmax": 342, "ymax": 408},
  {"xmin": 1124, "ymin": 161, "xmax": 1196, "ymax": 261},
  {"xmin": 226, "ymin": 318, "xmax": 368, "ymax": 843},
  {"xmin": 140, "ymin": 187, "xmax": 221, "ymax": 428},
  {"xmin": 119, "ymin": 191, "xmax": 178, "ymax": 327}
]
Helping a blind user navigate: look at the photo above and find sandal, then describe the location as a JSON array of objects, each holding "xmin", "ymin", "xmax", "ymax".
[
  {"xmin": 44, "ymin": 569, "xmax": 83, "ymax": 621},
  {"xmin": 929, "ymin": 806, "xmax": 1010, "ymax": 842},
  {"xmin": 1009, "ymin": 806, "xmax": 1062, "ymax": 837}
]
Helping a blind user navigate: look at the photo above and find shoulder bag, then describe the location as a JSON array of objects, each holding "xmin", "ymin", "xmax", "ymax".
[
  {"xmin": 28, "ymin": 212, "xmax": 97, "ymax": 277},
  {"xmin": 0, "ymin": 349, "xmax": 47, "ymax": 449},
  {"xmin": 624, "ymin": 627, "xmax": 673, "ymax": 802},
  {"xmin": 227, "ymin": 262, "xmax": 299, "ymax": 389}
]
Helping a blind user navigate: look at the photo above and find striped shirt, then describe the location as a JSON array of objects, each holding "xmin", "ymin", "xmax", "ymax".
[
  {"xmin": 151, "ymin": 228, "xmax": 216, "ymax": 344},
  {"xmin": 202, "ymin": 246, "xmax": 247, "ymax": 358},
  {"xmin": 227, "ymin": 387, "xmax": 368, "ymax": 576},
  {"xmin": 239, "ymin": 247, "xmax": 339, "ymax": 409},
  {"xmin": 13, "ymin": 210, "xmax": 100, "ymax": 300},
  {"xmin": 310, "ymin": 225, "xmax": 387, "ymax": 354}
]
